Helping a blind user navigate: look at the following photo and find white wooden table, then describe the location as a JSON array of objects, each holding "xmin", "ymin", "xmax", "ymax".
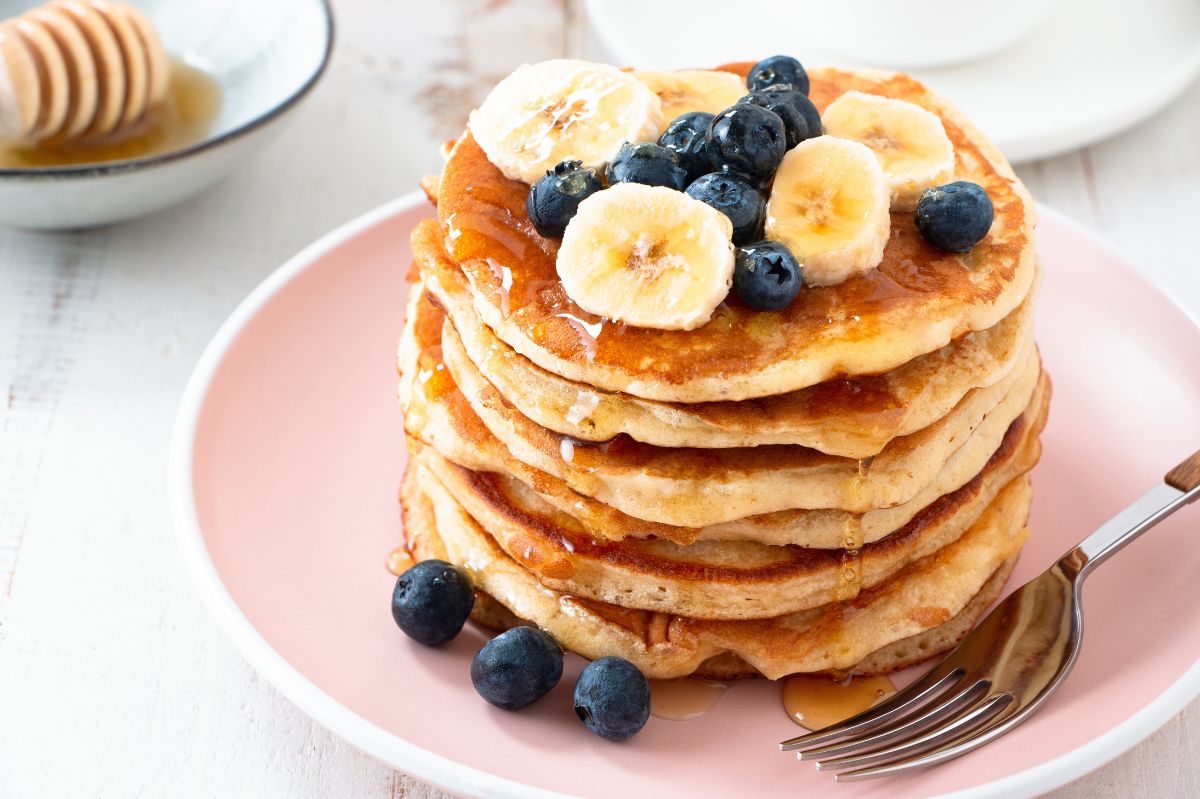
[{"xmin": 1, "ymin": 1, "xmax": 1197, "ymax": 796}]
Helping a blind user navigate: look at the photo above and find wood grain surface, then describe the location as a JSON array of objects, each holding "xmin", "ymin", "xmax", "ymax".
[{"xmin": 1, "ymin": 0, "xmax": 1198, "ymax": 796}]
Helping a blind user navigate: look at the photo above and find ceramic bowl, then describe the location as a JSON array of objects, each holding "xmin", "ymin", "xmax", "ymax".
[{"xmin": 0, "ymin": 0, "xmax": 333, "ymax": 229}]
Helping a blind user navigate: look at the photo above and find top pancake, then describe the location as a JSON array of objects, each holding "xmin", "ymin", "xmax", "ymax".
[
  {"xmin": 417, "ymin": 219, "xmax": 1038, "ymax": 457},
  {"xmin": 436, "ymin": 66, "xmax": 1037, "ymax": 403}
]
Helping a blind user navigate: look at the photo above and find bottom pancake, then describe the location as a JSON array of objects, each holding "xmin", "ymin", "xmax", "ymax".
[
  {"xmin": 400, "ymin": 462, "xmax": 1031, "ymax": 680},
  {"xmin": 684, "ymin": 559, "xmax": 1015, "ymax": 680}
]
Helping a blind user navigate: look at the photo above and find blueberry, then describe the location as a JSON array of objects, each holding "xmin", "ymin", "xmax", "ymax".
[
  {"xmin": 914, "ymin": 181, "xmax": 995, "ymax": 252},
  {"xmin": 733, "ymin": 240, "xmax": 803, "ymax": 311},
  {"xmin": 685, "ymin": 172, "xmax": 765, "ymax": 244},
  {"xmin": 391, "ymin": 560, "xmax": 475, "ymax": 646},
  {"xmin": 573, "ymin": 657, "xmax": 650, "ymax": 741},
  {"xmin": 747, "ymin": 55, "xmax": 810, "ymax": 95},
  {"xmin": 526, "ymin": 160, "xmax": 603, "ymax": 238},
  {"xmin": 606, "ymin": 142, "xmax": 688, "ymax": 190},
  {"xmin": 737, "ymin": 89, "xmax": 819, "ymax": 149},
  {"xmin": 471, "ymin": 627, "xmax": 563, "ymax": 710},
  {"xmin": 658, "ymin": 111, "xmax": 715, "ymax": 182},
  {"xmin": 706, "ymin": 104, "xmax": 786, "ymax": 183}
]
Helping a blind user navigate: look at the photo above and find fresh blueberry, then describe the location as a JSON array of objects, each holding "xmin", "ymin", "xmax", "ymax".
[
  {"xmin": 761, "ymin": 85, "xmax": 822, "ymax": 142},
  {"xmin": 706, "ymin": 104, "xmax": 786, "ymax": 183},
  {"xmin": 658, "ymin": 111, "xmax": 715, "ymax": 182},
  {"xmin": 471, "ymin": 627, "xmax": 563, "ymax": 710},
  {"xmin": 685, "ymin": 172, "xmax": 766, "ymax": 244},
  {"xmin": 733, "ymin": 240, "xmax": 803, "ymax": 311},
  {"xmin": 737, "ymin": 88, "xmax": 818, "ymax": 149},
  {"xmin": 914, "ymin": 181, "xmax": 995, "ymax": 252},
  {"xmin": 606, "ymin": 142, "xmax": 688, "ymax": 190},
  {"xmin": 526, "ymin": 160, "xmax": 603, "ymax": 238},
  {"xmin": 391, "ymin": 560, "xmax": 475, "ymax": 646},
  {"xmin": 573, "ymin": 657, "xmax": 650, "ymax": 741},
  {"xmin": 747, "ymin": 55, "xmax": 810, "ymax": 95},
  {"xmin": 792, "ymin": 92, "xmax": 823, "ymax": 141}
]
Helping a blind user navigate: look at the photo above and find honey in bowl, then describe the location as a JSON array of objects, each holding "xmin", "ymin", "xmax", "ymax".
[{"xmin": 0, "ymin": 57, "xmax": 221, "ymax": 169}]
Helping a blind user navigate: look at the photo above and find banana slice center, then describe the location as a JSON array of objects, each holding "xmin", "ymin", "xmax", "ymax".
[{"xmin": 625, "ymin": 235, "xmax": 675, "ymax": 280}]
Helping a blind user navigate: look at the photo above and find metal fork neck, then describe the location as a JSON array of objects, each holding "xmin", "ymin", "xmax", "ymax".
[{"xmin": 1062, "ymin": 481, "xmax": 1200, "ymax": 581}]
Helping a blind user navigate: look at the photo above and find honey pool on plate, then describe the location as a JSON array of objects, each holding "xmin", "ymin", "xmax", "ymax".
[
  {"xmin": 783, "ymin": 673, "xmax": 897, "ymax": 731},
  {"xmin": 643, "ymin": 673, "xmax": 896, "ymax": 729},
  {"xmin": 648, "ymin": 678, "xmax": 731, "ymax": 721},
  {"xmin": 0, "ymin": 58, "xmax": 222, "ymax": 169}
]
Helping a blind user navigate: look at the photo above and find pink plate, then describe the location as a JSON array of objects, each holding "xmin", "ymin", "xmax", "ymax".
[{"xmin": 171, "ymin": 194, "xmax": 1200, "ymax": 798}]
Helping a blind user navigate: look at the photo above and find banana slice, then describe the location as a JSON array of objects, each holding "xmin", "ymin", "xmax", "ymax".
[
  {"xmin": 557, "ymin": 183, "xmax": 735, "ymax": 331},
  {"xmin": 469, "ymin": 59, "xmax": 663, "ymax": 185},
  {"xmin": 822, "ymin": 91, "xmax": 955, "ymax": 212},
  {"xmin": 633, "ymin": 69, "xmax": 746, "ymax": 127},
  {"xmin": 765, "ymin": 136, "xmax": 890, "ymax": 287}
]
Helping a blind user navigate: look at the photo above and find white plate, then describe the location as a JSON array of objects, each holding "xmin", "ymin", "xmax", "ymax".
[{"xmin": 584, "ymin": 0, "xmax": 1200, "ymax": 162}]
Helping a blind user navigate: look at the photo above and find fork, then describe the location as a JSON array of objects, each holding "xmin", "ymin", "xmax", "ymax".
[{"xmin": 780, "ymin": 448, "xmax": 1200, "ymax": 781}]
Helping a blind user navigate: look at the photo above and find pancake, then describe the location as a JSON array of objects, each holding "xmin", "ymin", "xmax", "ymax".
[
  {"xmin": 429, "ymin": 378, "xmax": 1045, "ymax": 548},
  {"xmin": 413, "ymin": 394, "xmax": 1041, "ymax": 619},
  {"xmin": 403, "ymin": 294, "xmax": 1041, "ymax": 527},
  {"xmin": 692, "ymin": 560, "xmax": 1016, "ymax": 680},
  {"xmin": 443, "ymin": 312, "xmax": 1039, "ymax": 524},
  {"xmin": 404, "ymin": 474, "xmax": 1018, "ymax": 681},
  {"xmin": 401, "ymin": 285, "xmax": 1051, "ymax": 545},
  {"xmin": 404, "ymin": 462, "xmax": 1031, "ymax": 679},
  {"xmin": 417, "ymin": 216, "xmax": 1039, "ymax": 457},
  {"xmin": 434, "ymin": 66, "xmax": 1037, "ymax": 403}
]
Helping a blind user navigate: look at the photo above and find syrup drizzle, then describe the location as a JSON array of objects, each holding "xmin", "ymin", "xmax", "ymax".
[
  {"xmin": 834, "ymin": 458, "xmax": 873, "ymax": 602},
  {"xmin": 648, "ymin": 678, "xmax": 731, "ymax": 720},
  {"xmin": 558, "ymin": 434, "xmax": 614, "ymax": 464},
  {"xmin": 782, "ymin": 673, "xmax": 897, "ymax": 731},
  {"xmin": 555, "ymin": 312, "xmax": 603, "ymax": 361},
  {"xmin": 486, "ymin": 257, "xmax": 513, "ymax": 318},
  {"xmin": 386, "ymin": 547, "xmax": 414, "ymax": 576},
  {"xmin": 565, "ymin": 389, "xmax": 600, "ymax": 425}
]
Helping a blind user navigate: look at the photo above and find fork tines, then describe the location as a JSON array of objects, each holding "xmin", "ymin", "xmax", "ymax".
[{"xmin": 779, "ymin": 667, "xmax": 1017, "ymax": 781}]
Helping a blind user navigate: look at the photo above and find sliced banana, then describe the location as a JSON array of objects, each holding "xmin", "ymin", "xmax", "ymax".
[
  {"xmin": 468, "ymin": 59, "xmax": 663, "ymax": 185},
  {"xmin": 822, "ymin": 91, "xmax": 955, "ymax": 212},
  {"xmin": 633, "ymin": 69, "xmax": 746, "ymax": 127},
  {"xmin": 557, "ymin": 183, "xmax": 734, "ymax": 331},
  {"xmin": 765, "ymin": 136, "xmax": 890, "ymax": 287}
]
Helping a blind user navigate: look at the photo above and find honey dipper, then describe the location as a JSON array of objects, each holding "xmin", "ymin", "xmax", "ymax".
[{"xmin": 0, "ymin": 1, "xmax": 168, "ymax": 144}]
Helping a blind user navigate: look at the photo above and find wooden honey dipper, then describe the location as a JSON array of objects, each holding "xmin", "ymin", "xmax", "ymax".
[{"xmin": 0, "ymin": 1, "xmax": 168, "ymax": 144}]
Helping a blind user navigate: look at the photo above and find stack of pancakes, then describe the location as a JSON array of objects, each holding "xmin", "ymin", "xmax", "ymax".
[{"xmin": 398, "ymin": 66, "xmax": 1048, "ymax": 681}]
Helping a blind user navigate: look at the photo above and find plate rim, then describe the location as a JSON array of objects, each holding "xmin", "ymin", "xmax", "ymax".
[
  {"xmin": 581, "ymin": 0, "xmax": 1200, "ymax": 163},
  {"xmin": 169, "ymin": 196, "xmax": 1200, "ymax": 799}
]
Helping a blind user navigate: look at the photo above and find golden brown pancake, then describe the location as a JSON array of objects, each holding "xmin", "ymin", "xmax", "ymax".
[
  {"xmin": 403, "ymin": 465, "xmax": 1020, "ymax": 680},
  {"xmin": 401, "ymin": 285, "xmax": 1046, "ymax": 529},
  {"xmin": 411, "ymin": 385, "xmax": 1042, "ymax": 620},
  {"xmin": 442, "ymin": 311, "xmax": 1040, "ymax": 525},
  {"xmin": 403, "ymin": 462, "xmax": 1030, "ymax": 679},
  {"xmin": 415, "ymin": 217, "xmax": 1040, "ymax": 457},
  {"xmin": 435, "ymin": 66, "xmax": 1036, "ymax": 402}
]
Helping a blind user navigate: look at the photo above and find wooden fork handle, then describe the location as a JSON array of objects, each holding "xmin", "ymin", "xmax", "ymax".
[{"xmin": 1166, "ymin": 448, "xmax": 1200, "ymax": 492}]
